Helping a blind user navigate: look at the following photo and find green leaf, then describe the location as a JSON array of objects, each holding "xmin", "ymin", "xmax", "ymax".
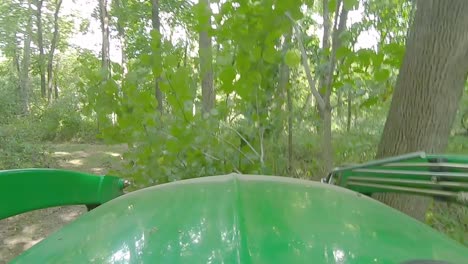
[
  {"xmin": 328, "ymin": 0, "xmax": 338, "ymax": 13},
  {"xmin": 343, "ymin": 0, "xmax": 359, "ymax": 10},
  {"xmin": 166, "ymin": 138, "xmax": 180, "ymax": 153},
  {"xmin": 165, "ymin": 54, "xmax": 179, "ymax": 68},
  {"xmin": 374, "ymin": 69, "xmax": 390, "ymax": 82},
  {"xmin": 360, "ymin": 96, "xmax": 379, "ymax": 108},
  {"xmin": 356, "ymin": 49, "xmax": 374, "ymax": 67},
  {"xmin": 372, "ymin": 52, "xmax": 384, "ymax": 68},
  {"xmin": 262, "ymin": 45, "xmax": 277, "ymax": 64},
  {"xmin": 284, "ymin": 49, "xmax": 301, "ymax": 67},
  {"xmin": 150, "ymin": 29, "xmax": 161, "ymax": 51},
  {"xmin": 381, "ymin": 43, "xmax": 405, "ymax": 67},
  {"xmin": 336, "ymin": 46, "xmax": 352, "ymax": 59},
  {"xmin": 235, "ymin": 79, "xmax": 251, "ymax": 99},
  {"xmin": 219, "ymin": 66, "xmax": 237, "ymax": 93}
]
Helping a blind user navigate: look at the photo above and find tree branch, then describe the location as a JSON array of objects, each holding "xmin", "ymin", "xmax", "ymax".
[
  {"xmin": 285, "ymin": 12, "xmax": 326, "ymax": 111},
  {"xmin": 325, "ymin": 0, "xmax": 348, "ymax": 99},
  {"xmin": 224, "ymin": 125, "xmax": 261, "ymax": 159}
]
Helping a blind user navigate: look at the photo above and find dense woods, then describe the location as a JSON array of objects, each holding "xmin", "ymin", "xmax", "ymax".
[{"xmin": 0, "ymin": 0, "xmax": 467, "ymax": 245}]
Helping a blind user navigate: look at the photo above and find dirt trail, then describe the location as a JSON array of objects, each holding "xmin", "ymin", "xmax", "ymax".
[{"xmin": 0, "ymin": 144, "xmax": 126, "ymax": 263}]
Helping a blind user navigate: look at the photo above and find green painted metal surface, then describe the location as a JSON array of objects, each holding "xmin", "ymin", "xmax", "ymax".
[
  {"xmin": 325, "ymin": 152, "xmax": 468, "ymax": 205},
  {"xmin": 0, "ymin": 169, "xmax": 126, "ymax": 220},
  {"xmin": 12, "ymin": 174, "xmax": 468, "ymax": 263}
]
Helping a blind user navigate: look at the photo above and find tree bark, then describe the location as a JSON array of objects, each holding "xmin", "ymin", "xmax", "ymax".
[
  {"xmin": 151, "ymin": 0, "xmax": 163, "ymax": 113},
  {"xmin": 114, "ymin": 0, "xmax": 127, "ymax": 76},
  {"xmin": 320, "ymin": 0, "xmax": 348, "ymax": 175},
  {"xmin": 199, "ymin": 0, "xmax": 214, "ymax": 114},
  {"xmin": 35, "ymin": 0, "xmax": 46, "ymax": 98},
  {"xmin": 99, "ymin": 0, "xmax": 110, "ymax": 80},
  {"xmin": 374, "ymin": 0, "xmax": 468, "ymax": 221},
  {"xmin": 20, "ymin": 0, "xmax": 33, "ymax": 114},
  {"xmin": 47, "ymin": 0, "xmax": 62, "ymax": 102},
  {"xmin": 13, "ymin": 41, "xmax": 21, "ymax": 92},
  {"xmin": 54, "ymin": 59, "xmax": 59, "ymax": 99},
  {"xmin": 279, "ymin": 33, "xmax": 292, "ymax": 173},
  {"xmin": 347, "ymin": 89, "xmax": 352, "ymax": 132}
]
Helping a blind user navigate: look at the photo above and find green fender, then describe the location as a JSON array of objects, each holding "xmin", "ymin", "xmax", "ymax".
[{"xmin": 11, "ymin": 174, "xmax": 468, "ymax": 263}]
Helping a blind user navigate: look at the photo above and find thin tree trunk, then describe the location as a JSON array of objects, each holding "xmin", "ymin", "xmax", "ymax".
[
  {"xmin": 279, "ymin": 33, "xmax": 292, "ymax": 173},
  {"xmin": 286, "ymin": 79, "xmax": 293, "ymax": 174},
  {"xmin": 199, "ymin": 0, "xmax": 214, "ymax": 114},
  {"xmin": 346, "ymin": 89, "xmax": 352, "ymax": 132},
  {"xmin": 319, "ymin": 0, "xmax": 348, "ymax": 175},
  {"xmin": 20, "ymin": 0, "xmax": 33, "ymax": 114},
  {"xmin": 316, "ymin": 0, "xmax": 332, "ymax": 161},
  {"xmin": 35, "ymin": 0, "xmax": 46, "ymax": 98},
  {"xmin": 183, "ymin": 41, "xmax": 188, "ymax": 67},
  {"xmin": 47, "ymin": 0, "xmax": 62, "ymax": 102},
  {"xmin": 115, "ymin": 0, "xmax": 127, "ymax": 76},
  {"xmin": 54, "ymin": 59, "xmax": 59, "ymax": 99},
  {"xmin": 374, "ymin": 0, "xmax": 468, "ymax": 221},
  {"xmin": 13, "ymin": 42, "xmax": 21, "ymax": 86},
  {"xmin": 151, "ymin": 0, "xmax": 163, "ymax": 113},
  {"xmin": 337, "ymin": 90, "xmax": 342, "ymax": 118},
  {"xmin": 99, "ymin": 0, "xmax": 110, "ymax": 79}
]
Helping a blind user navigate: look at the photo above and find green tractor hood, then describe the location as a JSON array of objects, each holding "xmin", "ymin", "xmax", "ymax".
[{"xmin": 10, "ymin": 173, "xmax": 468, "ymax": 264}]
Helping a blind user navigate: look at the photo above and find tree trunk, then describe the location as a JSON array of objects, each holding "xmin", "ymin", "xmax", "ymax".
[
  {"xmin": 54, "ymin": 59, "xmax": 59, "ymax": 99},
  {"xmin": 314, "ymin": 0, "xmax": 334, "ymax": 175},
  {"xmin": 47, "ymin": 0, "xmax": 62, "ymax": 102},
  {"xmin": 13, "ymin": 42, "xmax": 21, "ymax": 92},
  {"xmin": 35, "ymin": 0, "xmax": 46, "ymax": 98},
  {"xmin": 199, "ymin": 0, "xmax": 214, "ymax": 114},
  {"xmin": 320, "ymin": 0, "xmax": 348, "ymax": 175},
  {"xmin": 20, "ymin": 0, "xmax": 33, "ymax": 114},
  {"xmin": 279, "ymin": 34, "xmax": 292, "ymax": 173},
  {"xmin": 346, "ymin": 89, "xmax": 352, "ymax": 132},
  {"xmin": 183, "ymin": 41, "xmax": 188, "ymax": 68},
  {"xmin": 286, "ymin": 85, "xmax": 293, "ymax": 175},
  {"xmin": 151, "ymin": 0, "xmax": 163, "ymax": 113},
  {"xmin": 336, "ymin": 90, "xmax": 342, "ymax": 119},
  {"xmin": 374, "ymin": 0, "xmax": 468, "ymax": 221},
  {"xmin": 99, "ymin": 0, "xmax": 110, "ymax": 79},
  {"xmin": 114, "ymin": 0, "xmax": 127, "ymax": 76}
]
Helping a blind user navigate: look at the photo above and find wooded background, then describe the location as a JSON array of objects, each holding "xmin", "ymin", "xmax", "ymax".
[{"xmin": 0, "ymin": 0, "xmax": 467, "ymax": 245}]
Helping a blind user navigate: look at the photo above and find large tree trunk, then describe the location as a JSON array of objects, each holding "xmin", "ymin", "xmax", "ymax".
[
  {"xmin": 151, "ymin": 0, "xmax": 163, "ymax": 113},
  {"xmin": 35, "ymin": 0, "xmax": 46, "ymax": 98},
  {"xmin": 374, "ymin": 0, "xmax": 468, "ymax": 221},
  {"xmin": 20, "ymin": 0, "xmax": 33, "ymax": 114},
  {"xmin": 47, "ymin": 0, "xmax": 62, "ymax": 102},
  {"xmin": 99, "ymin": 0, "xmax": 110, "ymax": 79},
  {"xmin": 199, "ymin": 0, "xmax": 214, "ymax": 114}
]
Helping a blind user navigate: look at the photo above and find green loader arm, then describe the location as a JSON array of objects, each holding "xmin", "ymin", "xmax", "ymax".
[
  {"xmin": 0, "ymin": 169, "xmax": 128, "ymax": 220},
  {"xmin": 322, "ymin": 152, "xmax": 468, "ymax": 205}
]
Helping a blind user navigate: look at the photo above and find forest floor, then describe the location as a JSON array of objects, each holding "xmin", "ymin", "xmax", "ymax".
[{"xmin": 0, "ymin": 143, "xmax": 127, "ymax": 264}]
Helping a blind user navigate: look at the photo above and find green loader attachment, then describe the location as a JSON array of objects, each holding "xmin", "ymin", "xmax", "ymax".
[
  {"xmin": 0, "ymin": 169, "xmax": 128, "ymax": 221},
  {"xmin": 321, "ymin": 152, "xmax": 468, "ymax": 205}
]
